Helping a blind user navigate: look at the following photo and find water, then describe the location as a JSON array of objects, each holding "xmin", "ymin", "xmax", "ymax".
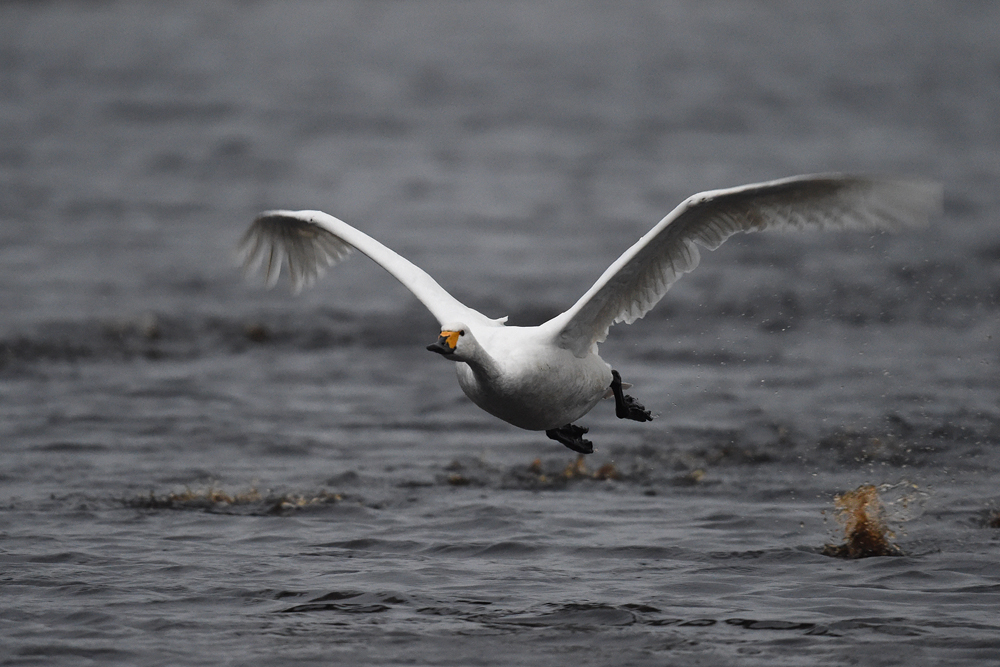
[{"xmin": 2, "ymin": 1, "xmax": 999, "ymax": 665}]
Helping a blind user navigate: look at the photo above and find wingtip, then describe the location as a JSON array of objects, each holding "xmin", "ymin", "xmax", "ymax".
[
  {"xmin": 872, "ymin": 177, "xmax": 943, "ymax": 230},
  {"xmin": 238, "ymin": 208, "xmax": 358, "ymax": 294}
]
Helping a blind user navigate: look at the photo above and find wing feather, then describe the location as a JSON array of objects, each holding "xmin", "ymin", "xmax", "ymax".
[
  {"xmin": 239, "ymin": 210, "xmax": 494, "ymax": 327},
  {"xmin": 548, "ymin": 174, "xmax": 941, "ymax": 356}
]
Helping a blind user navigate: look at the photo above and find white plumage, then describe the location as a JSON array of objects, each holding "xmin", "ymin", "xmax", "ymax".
[{"xmin": 239, "ymin": 173, "xmax": 940, "ymax": 452}]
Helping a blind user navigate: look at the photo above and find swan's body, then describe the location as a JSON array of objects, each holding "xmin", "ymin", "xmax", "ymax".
[
  {"xmin": 444, "ymin": 323, "xmax": 612, "ymax": 431},
  {"xmin": 240, "ymin": 174, "xmax": 940, "ymax": 452}
]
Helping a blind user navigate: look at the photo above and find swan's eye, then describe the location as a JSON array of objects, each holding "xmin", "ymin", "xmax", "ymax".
[{"xmin": 459, "ymin": 330, "xmax": 465, "ymax": 336}]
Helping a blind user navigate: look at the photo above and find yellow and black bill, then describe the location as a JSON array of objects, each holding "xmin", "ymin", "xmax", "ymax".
[{"xmin": 426, "ymin": 330, "xmax": 461, "ymax": 356}]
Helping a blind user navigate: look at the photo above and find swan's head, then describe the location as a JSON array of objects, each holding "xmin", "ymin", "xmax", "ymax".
[{"xmin": 426, "ymin": 324, "xmax": 473, "ymax": 361}]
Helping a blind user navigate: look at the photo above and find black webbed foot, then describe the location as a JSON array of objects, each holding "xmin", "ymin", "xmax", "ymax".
[
  {"xmin": 611, "ymin": 370, "xmax": 653, "ymax": 422},
  {"xmin": 546, "ymin": 424, "xmax": 594, "ymax": 454}
]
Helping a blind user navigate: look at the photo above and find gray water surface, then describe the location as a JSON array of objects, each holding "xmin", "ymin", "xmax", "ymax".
[{"xmin": 2, "ymin": 2, "xmax": 999, "ymax": 665}]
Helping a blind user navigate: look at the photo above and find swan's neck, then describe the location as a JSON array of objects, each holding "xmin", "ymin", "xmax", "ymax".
[{"xmin": 462, "ymin": 346, "xmax": 501, "ymax": 384}]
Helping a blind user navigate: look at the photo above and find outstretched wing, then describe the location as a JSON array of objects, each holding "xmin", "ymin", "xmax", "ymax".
[
  {"xmin": 239, "ymin": 210, "xmax": 494, "ymax": 327},
  {"xmin": 548, "ymin": 174, "xmax": 941, "ymax": 357}
]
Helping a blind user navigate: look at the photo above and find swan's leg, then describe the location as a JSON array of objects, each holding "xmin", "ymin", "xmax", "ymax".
[
  {"xmin": 611, "ymin": 370, "xmax": 653, "ymax": 422},
  {"xmin": 546, "ymin": 424, "xmax": 594, "ymax": 454}
]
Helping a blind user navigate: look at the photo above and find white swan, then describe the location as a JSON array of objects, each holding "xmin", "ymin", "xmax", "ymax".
[{"xmin": 239, "ymin": 174, "xmax": 940, "ymax": 453}]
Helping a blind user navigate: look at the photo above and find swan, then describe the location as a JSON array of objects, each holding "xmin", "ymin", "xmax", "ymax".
[{"xmin": 239, "ymin": 173, "xmax": 940, "ymax": 453}]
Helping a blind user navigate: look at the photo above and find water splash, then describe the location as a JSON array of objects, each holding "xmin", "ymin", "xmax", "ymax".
[{"xmin": 821, "ymin": 482, "xmax": 925, "ymax": 558}]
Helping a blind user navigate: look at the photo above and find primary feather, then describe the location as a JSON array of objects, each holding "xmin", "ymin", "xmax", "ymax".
[{"xmin": 239, "ymin": 212, "xmax": 354, "ymax": 291}]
